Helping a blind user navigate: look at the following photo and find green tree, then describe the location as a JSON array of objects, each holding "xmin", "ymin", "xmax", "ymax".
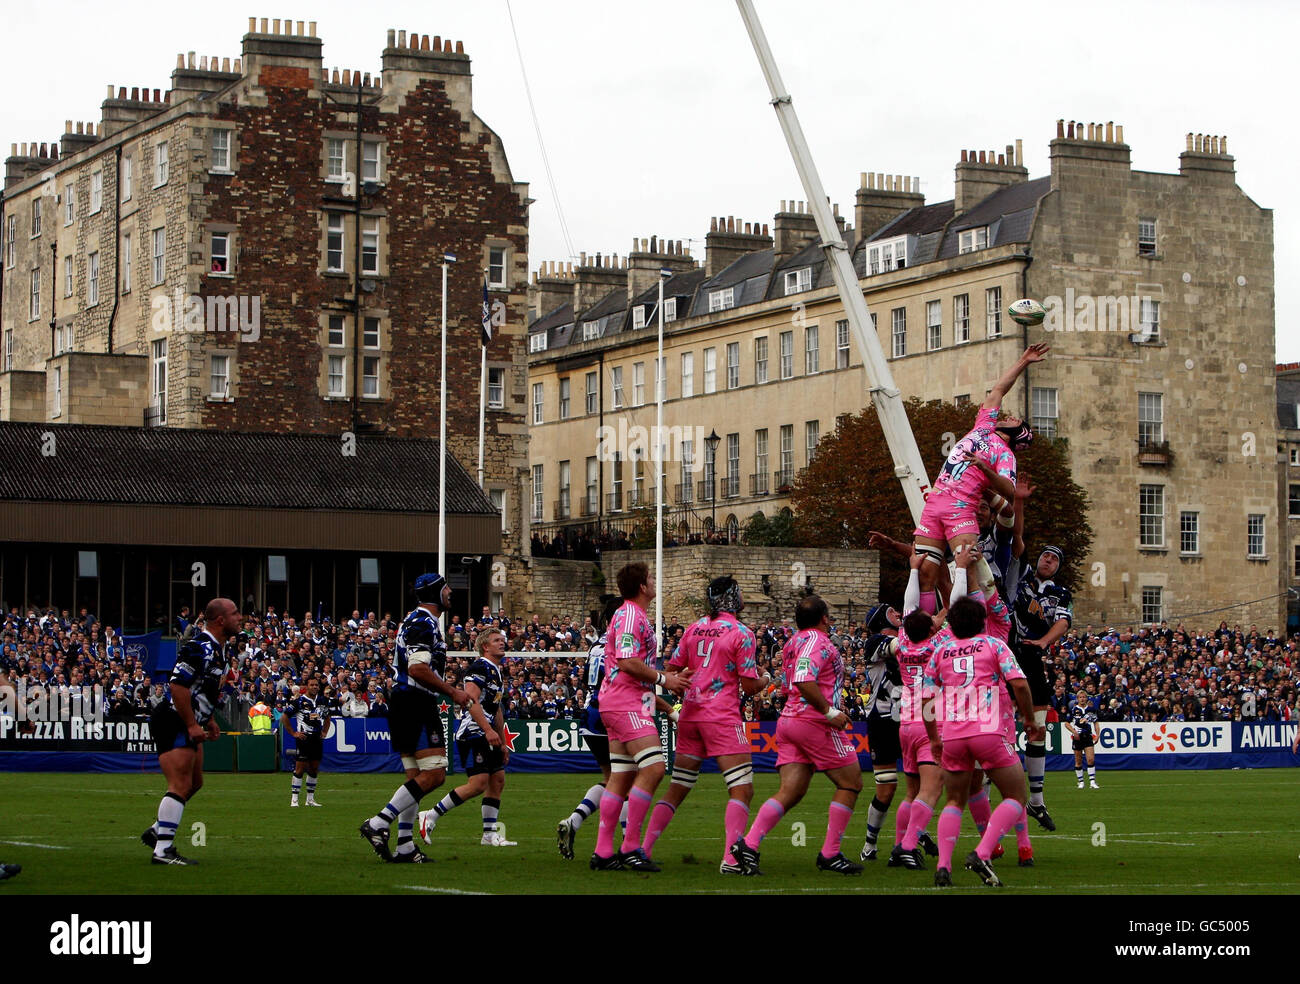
[{"xmin": 791, "ymin": 398, "xmax": 1093, "ymax": 600}]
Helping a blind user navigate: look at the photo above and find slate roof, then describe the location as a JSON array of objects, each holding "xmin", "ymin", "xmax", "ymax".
[{"xmin": 0, "ymin": 423, "xmax": 496, "ymax": 513}]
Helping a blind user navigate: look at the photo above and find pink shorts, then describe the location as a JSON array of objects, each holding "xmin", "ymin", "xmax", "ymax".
[
  {"xmin": 675, "ymin": 717, "xmax": 750, "ymax": 759},
  {"xmin": 900, "ymin": 722, "xmax": 939, "ymax": 774},
  {"xmin": 775, "ymin": 715, "xmax": 859, "ymax": 772},
  {"xmin": 941, "ymin": 732, "xmax": 1019, "ymax": 772},
  {"xmin": 604, "ymin": 708, "xmax": 659, "ymax": 745},
  {"xmin": 914, "ymin": 493, "xmax": 978, "ymax": 543}
]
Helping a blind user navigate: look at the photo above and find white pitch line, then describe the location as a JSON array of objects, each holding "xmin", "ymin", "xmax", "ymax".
[
  {"xmin": 0, "ymin": 839, "xmax": 70, "ymax": 850},
  {"xmin": 399, "ymin": 885, "xmax": 492, "ymax": 895},
  {"xmin": 684, "ymin": 880, "xmax": 1297, "ymax": 894}
]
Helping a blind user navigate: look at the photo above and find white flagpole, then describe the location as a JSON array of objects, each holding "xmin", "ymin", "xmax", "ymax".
[
  {"xmin": 478, "ymin": 346, "xmax": 487, "ymax": 489},
  {"xmin": 440, "ymin": 254, "xmax": 452, "ymax": 633},
  {"xmin": 654, "ymin": 268, "xmax": 668, "ymax": 656}
]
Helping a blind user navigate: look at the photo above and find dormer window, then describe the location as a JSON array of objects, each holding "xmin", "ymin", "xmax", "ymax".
[
  {"xmin": 582, "ymin": 320, "xmax": 600, "ymax": 341},
  {"xmin": 784, "ymin": 267, "xmax": 812, "ymax": 296},
  {"xmin": 632, "ymin": 305, "xmax": 646, "ymax": 329},
  {"xmin": 708, "ymin": 287, "xmax": 735, "ymax": 313},
  {"xmin": 866, "ymin": 236, "xmax": 907, "ymax": 274},
  {"xmin": 528, "ymin": 332, "xmax": 548, "ymax": 353},
  {"xmin": 959, "ymin": 227, "xmax": 989, "ymax": 254}
]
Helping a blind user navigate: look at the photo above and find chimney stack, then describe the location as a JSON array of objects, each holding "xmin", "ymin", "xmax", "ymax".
[
  {"xmin": 572, "ymin": 253, "xmax": 627, "ymax": 316},
  {"xmin": 530, "ymin": 260, "xmax": 577, "ymax": 324},
  {"xmin": 1049, "ymin": 119, "xmax": 1132, "ymax": 190},
  {"xmin": 704, "ymin": 216, "xmax": 773, "ymax": 278},
  {"xmin": 954, "ymin": 139, "xmax": 1028, "ymax": 214},
  {"xmin": 626, "ymin": 236, "xmax": 697, "ymax": 302},
  {"xmin": 855, "ymin": 172, "xmax": 925, "ymax": 244},
  {"xmin": 772, "ymin": 199, "xmax": 826, "ymax": 261},
  {"xmin": 1178, "ymin": 130, "xmax": 1235, "ymax": 184}
]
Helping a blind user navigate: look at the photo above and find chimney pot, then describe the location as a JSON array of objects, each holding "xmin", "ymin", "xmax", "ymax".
[
  {"xmin": 1015, "ymin": 139, "xmax": 1023, "ymax": 165},
  {"xmin": 960, "ymin": 149, "xmax": 967, "ymax": 162},
  {"xmin": 423, "ymin": 35, "xmax": 432, "ymax": 51},
  {"xmin": 273, "ymin": 19, "xmax": 281, "ymax": 33},
  {"xmin": 297, "ymin": 20, "xmax": 305, "ymax": 36},
  {"xmin": 248, "ymin": 16, "xmax": 256, "ymax": 33},
  {"xmin": 76, "ymin": 122, "xmax": 84, "ymax": 135},
  {"xmin": 118, "ymin": 86, "xmax": 127, "ymax": 99},
  {"xmin": 456, "ymin": 41, "xmax": 465, "ymax": 54},
  {"xmin": 233, "ymin": 59, "xmax": 241, "ymax": 74},
  {"xmin": 444, "ymin": 40, "xmax": 452, "ymax": 53},
  {"xmin": 997, "ymin": 153, "xmax": 1005, "ymax": 165},
  {"xmin": 762, "ymin": 224, "xmax": 769, "ymax": 236},
  {"xmin": 309, "ymin": 21, "xmax": 317, "ymax": 37},
  {"xmin": 259, "ymin": 18, "xmax": 268, "ymax": 33},
  {"xmin": 397, "ymin": 30, "xmax": 407, "ymax": 47},
  {"xmin": 88, "ymin": 123, "xmax": 94, "ymax": 135},
  {"xmin": 432, "ymin": 35, "xmax": 440, "ymax": 49},
  {"xmin": 39, "ymin": 143, "xmax": 47, "ymax": 157},
  {"xmin": 710, "ymin": 217, "xmax": 717, "ymax": 232},
  {"xmin": 1056, "ymin": 119, "xmax": 1065, "ymax": 138},
  {"xmin": 859, "ymin": 171, "xmax": 868, "ymax": 188},
  {"xmin": 1220, "ymin": 135, "xmax": 1227, "ymax": 154},
  {"xmin": 387, "ymin": 28, "xmax": 396, "ymax": 47},
  {"xmin": 1106, "ymin": 121, "xmax": 1114, "ymax": 143},
  {"xmin": 189, "ymin": 51, "xmax": 197, "ymax": 68},
  {"xmin": 131, "ymin": 86, "xmax": 140, "ymax": 100}
]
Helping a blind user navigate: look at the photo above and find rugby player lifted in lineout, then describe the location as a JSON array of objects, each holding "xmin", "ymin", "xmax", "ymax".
[{"xmin": 912, "ymin": 343, "xmax": 1049, "ymax": 615}]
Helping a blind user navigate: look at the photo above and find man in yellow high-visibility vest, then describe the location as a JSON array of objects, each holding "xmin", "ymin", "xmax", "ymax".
[{"xmin": 249, "ymin": 701, "xmax": 273, "ymax": 735}]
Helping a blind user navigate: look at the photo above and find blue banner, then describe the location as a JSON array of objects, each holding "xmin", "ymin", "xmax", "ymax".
[
  {"xmin": 3, "ymin": 720, "xmax": 1297, "ymax": 773},
  {"xmin": 124, "ymin": 631, "xmax": 171, "ymax": 682}
]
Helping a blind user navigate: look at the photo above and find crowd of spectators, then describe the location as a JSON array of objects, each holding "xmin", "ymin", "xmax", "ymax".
[
  {"xmin": 529, "ymin": 526, "xmax": 734, "ymax": 561},
  {"xmin": 2, "ymin": 602, "xmax": 1297, "ymax": 731}
]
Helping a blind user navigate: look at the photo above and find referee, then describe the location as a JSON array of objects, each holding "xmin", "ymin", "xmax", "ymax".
[{"xmin": 1010, "ymin": 545, "xmax": 1073, "ymax": 831}]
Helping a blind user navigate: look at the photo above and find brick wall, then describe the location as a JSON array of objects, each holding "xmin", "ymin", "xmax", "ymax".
[{"xmin": 528, "ymin": 545, "xmax": 880, "ymax": 626}]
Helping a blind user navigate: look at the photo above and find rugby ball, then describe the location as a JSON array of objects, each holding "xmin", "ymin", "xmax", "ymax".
[{"xmin": 1007, "ymin": 297, "xmax": 1046, "ymax": 326}]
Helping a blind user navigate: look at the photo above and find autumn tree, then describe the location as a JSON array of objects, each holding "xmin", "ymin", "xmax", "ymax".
[{"xmin": 791, "ymin": 398, "xmax": 1093, "ymax": 601}]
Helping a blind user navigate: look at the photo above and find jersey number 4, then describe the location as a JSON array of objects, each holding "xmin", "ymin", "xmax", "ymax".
[{"xmin": 697, "ymin": 640, "xmax": 715, "ymax": 668}]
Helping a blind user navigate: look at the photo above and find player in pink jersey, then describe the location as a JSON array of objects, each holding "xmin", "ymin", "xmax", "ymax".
[
  {"xmin": 912, "ymin": 342, "xmax": 1048, "ymax": 616},
  {"xmin": 641, "ymin": 577, "xmax": 771, "ymax": 873},
  {"xmin": 923, "ymin": 595, "xmax": 1043, "ymax": 887},
  {"xmin": 731, "ymin": 595, "xmax": 864, "ymax": 876},
  {"xmin": 589, "ymin": 562, "xmax": 692, "ymax": 873},
  {"xmin": 890, "ymin": 551, "xmax": 949, "ymax": 870},
  {"xmin": 960, "ymin": 546, "xmax": 1036, "ymax": 867}
]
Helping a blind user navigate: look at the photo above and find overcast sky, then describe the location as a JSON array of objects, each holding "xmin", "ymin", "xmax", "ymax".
[{"xmin": 5, "ymin": 0, "xmax": 1295, "ymax": 358}]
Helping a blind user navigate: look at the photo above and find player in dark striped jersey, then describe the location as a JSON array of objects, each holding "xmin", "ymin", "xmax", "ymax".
[
  {"xmin": 359, "ymin": 573, "xmax": 469, "ymax": 863},
  {"xmin": 141, "ymin": 598, "xmax": 241, "ymax": 865},
  {"xmin": 1066, "ymin": 690, "xmax": 1100, "ymax": 789},
  {"xmin": 1009, "ymin": 545, "xmax": 1073, "ymax": 830},
  {"xmin": 858, "ymin": 604, "xmax": 903, "ymax": 862},
  {"xmin": 418, "ymin": 627, "xmax": 517, "ymax": 846},
  {"xmin": 286, "ymin": 677, "xmax": 335, "ymax": 807},
  {"xmin": 556, "ymin": 596, "xmax": 625, "ymax": 859}
]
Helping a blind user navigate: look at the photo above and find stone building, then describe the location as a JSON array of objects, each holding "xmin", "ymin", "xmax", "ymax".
[
  {"xmin": 526, "ymin": 121, "xmax": 1279, "ymax": 628},
  {"xmin": 1276, "ymin": 364, "xmax": 1300, "ymax": 631},
  {"xmin": 0, "ymin": 19, "xmax": 532, "ymax": 617}
]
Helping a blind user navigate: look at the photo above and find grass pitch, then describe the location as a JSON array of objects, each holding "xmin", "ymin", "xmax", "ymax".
[{"xmin": 1, "ymin": 768, "xmax": 1296, "ymax": 895}]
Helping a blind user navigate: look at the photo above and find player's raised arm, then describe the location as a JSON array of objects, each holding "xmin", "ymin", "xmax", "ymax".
[{"xmin": 982, "ymin": 342, "xmax": 1049, "ymax": 410}]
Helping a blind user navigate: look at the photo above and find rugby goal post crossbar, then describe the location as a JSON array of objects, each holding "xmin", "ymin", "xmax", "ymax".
[{"xmin": 735, "ymin": 0, "xmax": 930, "ymax": 525}]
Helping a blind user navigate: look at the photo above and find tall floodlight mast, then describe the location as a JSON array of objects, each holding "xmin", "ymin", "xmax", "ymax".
[{"xmin": 735, "ymin": 0, "xmax": 932, "ymax": 523}]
